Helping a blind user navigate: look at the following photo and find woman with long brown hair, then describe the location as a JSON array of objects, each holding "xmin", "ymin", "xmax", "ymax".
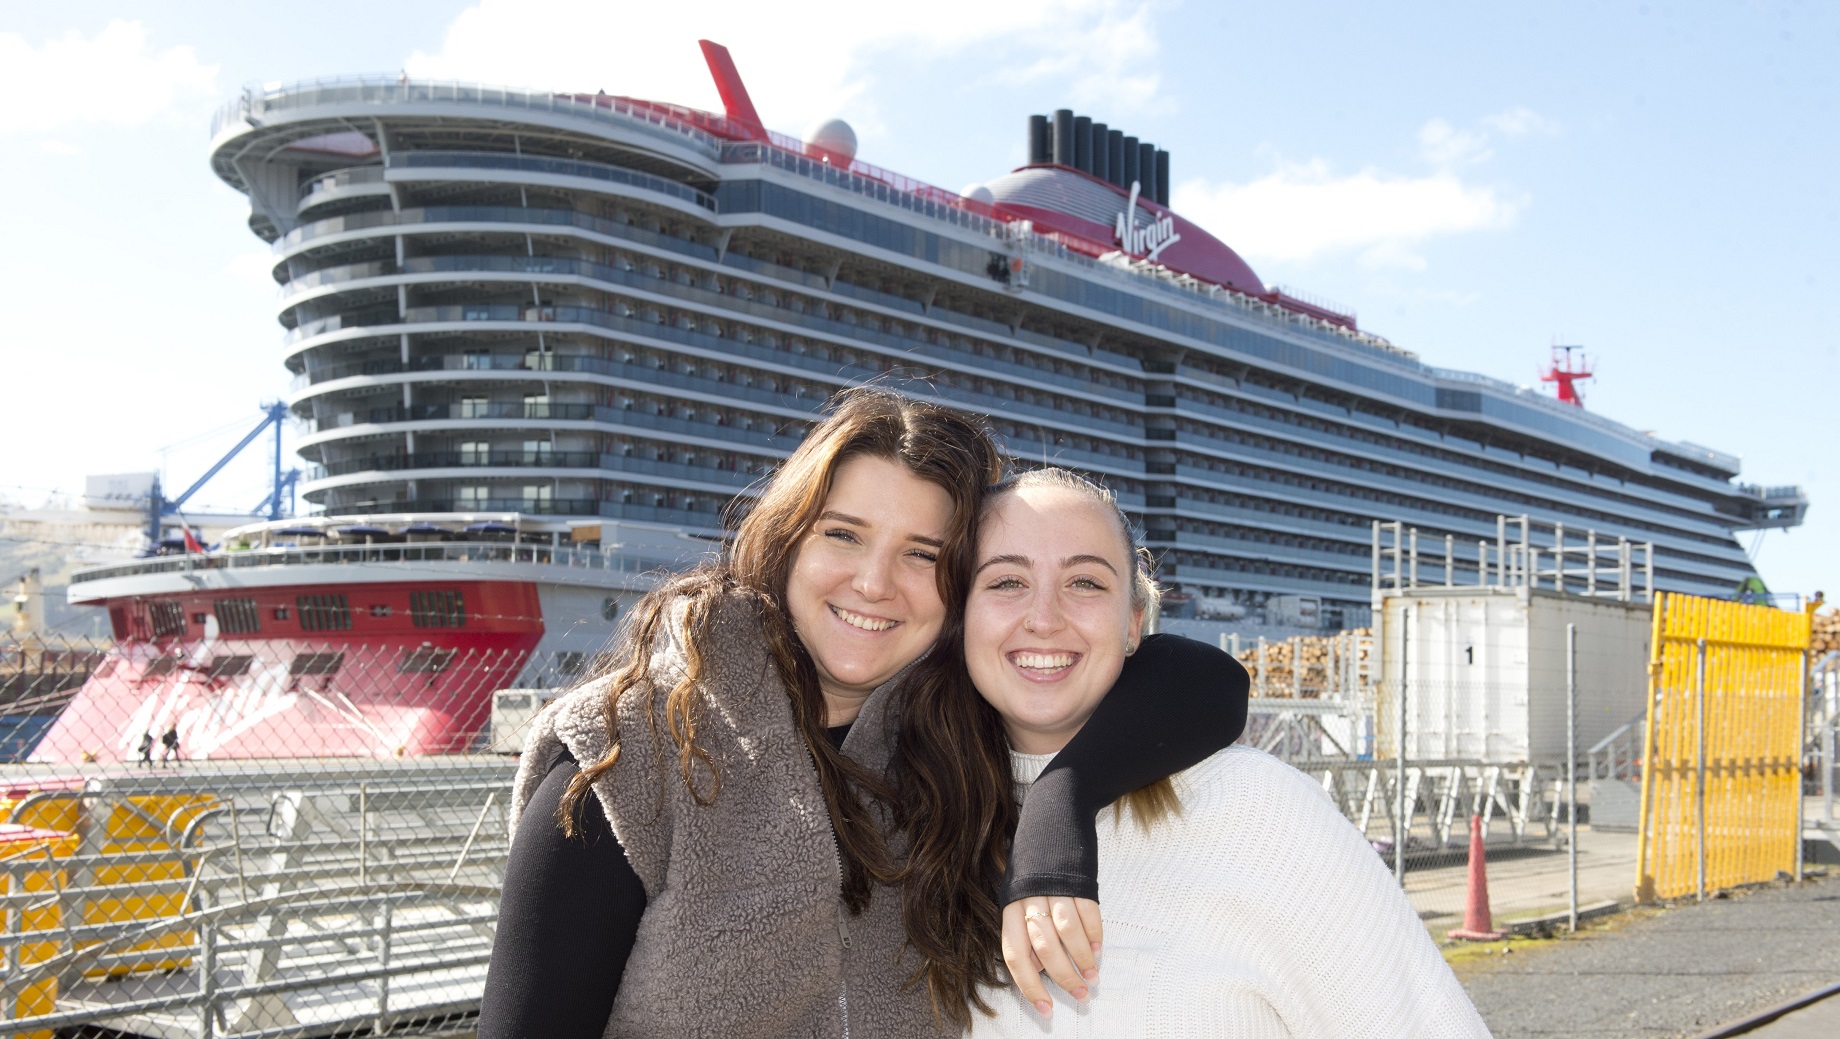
[
  {"xmin": 478, "ymin": 391, "xmax": 1247, "ymax": 1037},
  {"xmin": 902, "ymin": 468, "xmax": 1489, "ymax": 1037}
]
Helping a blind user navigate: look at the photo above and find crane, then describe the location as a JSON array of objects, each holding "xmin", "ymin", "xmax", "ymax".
[{"xmin": 143, "ymin": 402, "xmax": 300, "ymax": 554}]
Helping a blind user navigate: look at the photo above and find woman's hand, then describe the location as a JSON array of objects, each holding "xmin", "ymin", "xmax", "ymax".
[{"xmin": 1000, "ymin": 895, "xmax": 1103, "ymax": 1017}]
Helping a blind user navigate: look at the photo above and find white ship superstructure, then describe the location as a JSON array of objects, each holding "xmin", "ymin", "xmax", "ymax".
[{"xmin": 202, "ymin": 44, "xmax": 1801, "ymax": 628}]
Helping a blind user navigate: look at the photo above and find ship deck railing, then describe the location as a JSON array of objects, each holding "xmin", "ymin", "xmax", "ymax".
[{"xmin": 69, "ymin": 540, "xmax": 688, "ymax": 585}]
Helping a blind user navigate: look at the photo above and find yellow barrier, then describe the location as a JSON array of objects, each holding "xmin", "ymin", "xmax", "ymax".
[
  {"xmin": 0, "ymin": 826, "xmax": 79, "ymax": 1039},
  {"xmin": 1635, "ymin": 592, "xmax": 1810, "ymax": 902},
  {"xmin": 3, "ymin": 789, "xmax": 215, "ymax": 976}
]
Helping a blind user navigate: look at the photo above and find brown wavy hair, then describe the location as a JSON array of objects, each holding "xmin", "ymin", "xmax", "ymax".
[
  {"xmin": 894, "ymin": 466, "xmax": 1174, "ymax": 1027},
  {"xmin": 557, "ymin": 387, "xmax": 1004, "ymax": 912}
]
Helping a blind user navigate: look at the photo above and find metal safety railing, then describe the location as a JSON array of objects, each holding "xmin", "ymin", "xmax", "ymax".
[
  {"xmin": 0, "ymin": 762, "xmax": 512, "ymax": 1038},
  {"xmin": 1373, "ymin": 515, "xmax": 1656, "ymax": 603}
]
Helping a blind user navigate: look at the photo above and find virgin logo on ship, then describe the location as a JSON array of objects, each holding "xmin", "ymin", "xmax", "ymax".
[{"xmin": 1115, "ymin": 180, "xmax": 1181, "ymax": 262}]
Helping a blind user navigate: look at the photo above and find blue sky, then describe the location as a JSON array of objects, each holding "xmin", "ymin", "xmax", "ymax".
[{"xmin": 1, "ymin": 1, "xmax": 1833, "ymax": 596}]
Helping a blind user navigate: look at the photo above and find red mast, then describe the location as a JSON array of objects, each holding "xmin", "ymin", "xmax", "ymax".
[
  {"xmin": 1541, "ymin": 344, "xmax": 1594, "ymax": 407},
  {"xmin": 698, "ymin": 40, "xmax": 766, "ymax": 140}
]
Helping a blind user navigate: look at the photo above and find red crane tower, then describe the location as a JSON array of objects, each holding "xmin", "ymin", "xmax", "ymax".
[{"xmin": 1541, "ymin": 344, "xmax": 1594, "ymax": 407}]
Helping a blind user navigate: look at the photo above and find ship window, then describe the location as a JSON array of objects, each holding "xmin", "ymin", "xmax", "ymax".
[
  {"xmin": 557, "ymin": 651, "xmax": 586, "ymax": 675},
  {"xmin": 290, "ymin": 652, "xmax": 344, "ymax": 676},
  {"xmin": 297, "ymin": 594, "xmax": 352, "ymax": 632},
  {"xmin": 143, "ymin": 654, "xmax": 181, "ymax": 678},
  {"xmin": 148, "ymin": 602, "xmax": 186, "ymax": 638},
  {"xmin": 213, "ymin": 598, "xmax": 261, "ymax": 635},
  {"xmin": 399, "ymin": 646, "xmax": 456, "ymax": 674},
  {"xmin": 410, "ymin": 590, "xmax": 465, "ymax": 629},
  {"xmin": 207, "ymin": 655, "xmax": 254, "ymax": 678}
]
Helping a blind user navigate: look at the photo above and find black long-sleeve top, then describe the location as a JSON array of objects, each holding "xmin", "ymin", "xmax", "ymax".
[{"xmin": 478, "ymin": 633, "xmax": 1249, "ymax": 1038}]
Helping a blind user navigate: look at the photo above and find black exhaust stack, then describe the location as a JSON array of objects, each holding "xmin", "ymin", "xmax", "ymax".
[
  {"xmin": 1052, "ymin": 109, "xmax": 1075, "ymax": 166},
  {"xmin": 1028, "ymin": 114, "xmax": 1049, "ymax": 164},
  {"xmin": 1027, "ymin": 110, "xmax": 1171, "ymax": 205}
]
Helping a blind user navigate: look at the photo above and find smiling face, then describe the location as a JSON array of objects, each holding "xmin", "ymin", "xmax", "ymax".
[
  {"xmin": 785, "ymin": 454, "xmax": 955, "ymax": 724},
  {"xmin": 964, "ymin": 484, "xmax": 1146, "ymax": 755}
]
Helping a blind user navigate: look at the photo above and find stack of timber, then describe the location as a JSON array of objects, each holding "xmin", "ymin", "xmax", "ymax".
[
  {"xmin": 1814, "ymin": 608, "xmax": 1839, "ymax": 655},
  {"xmin": 1232, "ymin": 629, "xmax": 1371, "ymax": 698}
]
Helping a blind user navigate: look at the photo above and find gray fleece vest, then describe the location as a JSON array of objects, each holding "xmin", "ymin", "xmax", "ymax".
[{"xmin": 509, "ymin": 593, "xmax": 945, "ymax": 1038}]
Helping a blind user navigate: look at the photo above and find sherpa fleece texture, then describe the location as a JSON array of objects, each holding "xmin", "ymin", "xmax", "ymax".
[{"xmin": 509, "ymin": 592, "xmax": 945, "ymax": 1039}]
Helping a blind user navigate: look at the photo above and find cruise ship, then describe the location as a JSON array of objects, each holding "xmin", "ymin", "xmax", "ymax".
[
  {"xmin": 212, "ymin": 42, "xmax": 1805, "ymax": 619},
  {"xmin": 40, "ymin": 41, "xmax": 1804, "ymax": 761}
]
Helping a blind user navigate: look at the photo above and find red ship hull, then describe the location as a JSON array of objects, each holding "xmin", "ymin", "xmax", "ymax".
[{"xmin": 34, "ymin": 580, "xmax": 545, "ymax": 762}]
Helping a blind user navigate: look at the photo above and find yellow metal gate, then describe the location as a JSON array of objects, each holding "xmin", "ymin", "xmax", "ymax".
[{"xmin": 1635, "ymin": 593, "xmax": 1810, "ymax": 902}]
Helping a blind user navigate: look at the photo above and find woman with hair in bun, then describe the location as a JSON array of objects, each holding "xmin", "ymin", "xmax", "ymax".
[{"xmin": 479, "ymin": 392, "xmax": 1248, "ymax": 1038}]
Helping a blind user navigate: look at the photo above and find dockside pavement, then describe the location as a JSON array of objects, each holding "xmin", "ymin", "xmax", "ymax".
[{"xmin": 1453, "ymin": 870, "xmax": 1840, "ymax": 1038}]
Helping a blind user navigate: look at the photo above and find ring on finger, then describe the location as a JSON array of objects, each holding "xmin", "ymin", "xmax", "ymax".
[{"xmin": 1024, "ymin": 910, "xmax": 1051, "ymax": 923}]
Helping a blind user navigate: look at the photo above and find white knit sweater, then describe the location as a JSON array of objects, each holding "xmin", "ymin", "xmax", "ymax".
[{"xmin": 970, "ymin": 745, "xmax": 1492, "ymax": 1039}]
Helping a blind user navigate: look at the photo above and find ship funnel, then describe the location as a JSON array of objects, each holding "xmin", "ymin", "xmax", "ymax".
[{"xmin": 1028, "ymin": 108, "xmax": 1170, "ymax": 204}]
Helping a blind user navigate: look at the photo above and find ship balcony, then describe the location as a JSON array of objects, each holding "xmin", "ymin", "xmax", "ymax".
[
  {"xmin": 298, "ymin": 496, "xmax": 731, "ymax": 531},
  {"xmin": 296, "ymin": 164, "xmax": 390, "ymax": 218},
  {"xmin": 272, "ymin": 243, "xmax": 1143, "ymax": 407},
  {"xmin": 296, "ymin": 402, "xmax": 805, "ymax": 459},
  {"xmin": 314, "ymin": 494, "xmax": 603, "ymax": 516},
  {"xmin": 384, "ymin": 150, "xmax": 716, "ymax": 212},
  {"xmin": 1731, "ymin": 484, "xmax": 1808, "ymax": 531},
  {"xmin": 306, "ymin": 452, "xmax": 764, "ymax": 487},
  {"xmin": 290, "ymin": 354, "xmax": 832, "ymax": 421},
  {"xmin": 281, "ymin": 301, "xmax": 1144, "ymax": 442},
  {"xmin": 271, "ymin": 200, "xmax": 713, "ymax": 269}
]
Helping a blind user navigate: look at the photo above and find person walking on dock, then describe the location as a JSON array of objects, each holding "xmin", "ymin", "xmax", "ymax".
[
  {"xmin": 136, "ymin": 732, "xmax": 154, "ymax": 768},
  {"xmin": 159, "ymin": 725, "xmax": 180, "ymax": 767}
]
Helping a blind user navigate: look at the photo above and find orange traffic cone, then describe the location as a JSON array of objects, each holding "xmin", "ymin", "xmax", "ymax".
[{"xmin": 1447, "ymin": 814, "xmax": 1504, "ymax": 941}]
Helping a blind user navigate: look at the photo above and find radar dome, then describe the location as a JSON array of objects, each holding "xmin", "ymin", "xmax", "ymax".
[
  {"xmin": 960, "ymin": 183, "xmax": 995, "ymax": 206},
  {"xmin": 804, "ymin": 118, "xmax": 858, "ymax": 165}
]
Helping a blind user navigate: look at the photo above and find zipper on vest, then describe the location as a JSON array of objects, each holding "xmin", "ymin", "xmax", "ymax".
[{"xmin": 836, "ymin": 911, "xmax": 853, "ymax": 1038}]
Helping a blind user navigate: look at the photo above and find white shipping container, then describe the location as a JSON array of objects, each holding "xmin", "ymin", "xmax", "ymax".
[{"xmin": 1377, "ymin": 587, "xmax": 1651, "ymax": 763}]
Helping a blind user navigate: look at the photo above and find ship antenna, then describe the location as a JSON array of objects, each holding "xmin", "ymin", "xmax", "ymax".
[{"xmin": 1540, "ymin": 343, "xmax": 1594, "ymax": 407}]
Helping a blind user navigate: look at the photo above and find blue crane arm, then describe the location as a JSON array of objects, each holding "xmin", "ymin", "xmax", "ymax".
[{"xmin": 166, "ymin": 402, "xmax": 289, "ymax": 512}]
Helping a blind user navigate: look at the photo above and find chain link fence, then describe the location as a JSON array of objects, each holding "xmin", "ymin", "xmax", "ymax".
[{"xmin": 0, "ymin": 630, "xmax": 576, "ymax": 1038}]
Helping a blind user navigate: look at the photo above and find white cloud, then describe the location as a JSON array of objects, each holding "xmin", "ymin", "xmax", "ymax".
[
  {"xmin": 404, "ymin": 0, "xmax": 1166, "ymax": 141},
  {"xmin": 1172, "ymin": 159, "xmax": 1524, "ymax": 268},
  {"xmin": 1418, "ymin": 118, "xmax": 1492, "ymax": 165},
  {"xmin": 37, "ymin": 140, "xmax": 81, "ymax": 156},
  {"xmin": 1482, "ymin": 106, "xmax": 1560, "ymax": 137},
  {"xmin": 0, "ymin": 21, "xmax": 218, "ymax": 134},
  {"xmin": 1419, "ymin": 107, "xmax": 1559, "ymax": 165}
]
